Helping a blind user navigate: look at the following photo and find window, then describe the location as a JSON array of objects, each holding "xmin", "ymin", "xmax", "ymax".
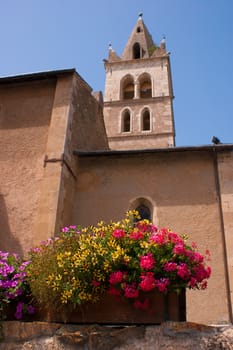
[
  {"xmin": 133, "ymin": 42, "xmax": 141, "ymax": 59},
  {"xmin": 129, "ymin": 197, "xmax": 153, "ymax": 223},
  {"xmin": 142, "ymin": 109, "xmax": 150, "ymax": 131},
  {"xmin": 122, "ymin": 75, "xmax": 134, "ymax": 100},
  {"xmin": 122, "ymin": 109, "xmax": 131, "ymax": 132},
  {"xmin": 139, "ymin": 74, "xmax": 152, "ymax": 98},
  {"xmin": 136, "ymin": 204, "xmax": 151, "ymax": 221}
]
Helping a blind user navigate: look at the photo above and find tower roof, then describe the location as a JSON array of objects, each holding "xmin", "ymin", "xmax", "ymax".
[{"xmin": 121, "ymin": 13, "xmax": 155, "ymax": 60}]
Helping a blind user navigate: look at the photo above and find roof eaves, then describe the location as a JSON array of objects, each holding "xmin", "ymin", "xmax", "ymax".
[
  {"xmin": 73, "ymin": 144, "xmax": 233, "ymax": 157},
  {"xmin": 0, "ymin": 68, "xmax": 76, "ymax": 84}
]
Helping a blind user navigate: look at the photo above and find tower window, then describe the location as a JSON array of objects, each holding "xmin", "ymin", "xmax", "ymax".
[
  {"xmin": 122, "ymin": 75, "xmax": 134, "ymax": 100},
  {"xmin": 133, "ymin": 42, "xmax": 141, "ymax": 59},
  {"xmin": 122, "ymin": 109, "xmax": 131, "ymax": 132},
  {"xmin": 139, "ymin": 75, "xmax": 152, "ymax": 98},
  {"xmin": 136, "ymin": 27, "xmax": 141, "ymax": 33},
  {"xmin": 142, "ymin": 109, "xmax": 151, "ymax": 131},
  {"xmin": 123, "ymin": 82, "xmax": 134, "ymax": 99}
]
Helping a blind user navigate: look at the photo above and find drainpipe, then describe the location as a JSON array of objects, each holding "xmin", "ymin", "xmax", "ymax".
[{"xmin": 212, "ymin": 147, "xmax": 233, "ymax": 323}]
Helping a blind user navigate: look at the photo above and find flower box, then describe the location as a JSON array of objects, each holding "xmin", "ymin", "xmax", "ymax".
[{"xmin": 37, "ymin": 290, "xmax": 186, "ymax": 324}]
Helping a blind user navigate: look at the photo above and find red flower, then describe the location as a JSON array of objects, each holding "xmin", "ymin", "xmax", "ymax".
[
  {"xmin": 139, "ymin": 253, "xmax": 155, "ymax": 270},
  {"xmin": 109, "ymin": 271, "xmax": 124, "ymax": 284},
  {"xmin": 163, "ymin": 262, "xmax": 177, "ymax": 272},
  {"xmin": 139, "ymin": 272, "xmax": 156, "ymax": 292},
  {"xmin": 124, "ymin": 283, "xmax": 139, "ymax": 298},
  {"xmin": 177, "ymin": 263, "xmax": 190, "ymax": 279},
  {"xmin": 112, "ymin": 229, "xmax": 125, "ymax": 239},
  {"xmin": 173, "ymin": 243, "xmax": 186, "ymax": 255},
  {"xmin": 130, "ymin": 230, "xmax": 144, "ymax": 240},
  {"xmin": 155, "ymin": 278, "xmax": 170, "ymax": 293},
  {"xmin": 149, "ymin": 233, "xmax": 165, "ymax": 245}
]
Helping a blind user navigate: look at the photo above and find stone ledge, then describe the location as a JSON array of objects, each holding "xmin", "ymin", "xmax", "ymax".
[{"xmin": 0, "ymin": 321, "xmax": 233, "ymax": 350}]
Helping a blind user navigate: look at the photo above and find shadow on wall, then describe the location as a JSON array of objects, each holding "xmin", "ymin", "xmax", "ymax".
[{"xmin": 0, "ymin": 193, "xmax": 23, "ymax": 255}]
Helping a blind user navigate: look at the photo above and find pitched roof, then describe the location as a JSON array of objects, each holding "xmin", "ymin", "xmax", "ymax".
[{"xmin": 121, "ymin": 14, "xmax": 155, "ymax": 60}]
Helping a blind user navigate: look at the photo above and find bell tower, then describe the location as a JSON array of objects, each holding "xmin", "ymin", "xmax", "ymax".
[{"xmin": 103, "ymin": 14, "xmax": 175, "ymax": 150}]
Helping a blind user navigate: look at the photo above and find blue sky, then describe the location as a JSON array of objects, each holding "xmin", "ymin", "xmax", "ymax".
[{"xmin": 1, "ymin": 1, "xmax": 233, "ymax": 146}]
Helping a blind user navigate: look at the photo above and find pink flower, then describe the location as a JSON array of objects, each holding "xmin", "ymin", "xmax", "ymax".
[
  {"xmin": 14, "ymin": 302, "xmax": 24, "ymax": 320},
  {"xmin": 109, "ymin": 271, "xmax": 124, "ymax": 284},
  {"xmin": 112, "ymin": 229, "xmax": 125, "ymax": 239},
  {"xmin": 188, "ymin": 277, "xmax": 197, "ymax": 288},
  {"xmin": 163, "ymin": 262, "xmax": 177, "ymax": 272},
  {"xmin": 124, "ymin": 283, "xmax": 139, "ymax": 298},
  {"xmin": 177, "ymin": 263, "xmax": 190, "ymax": 279},
  {"xmin": 173, "ymin": 243, "xmax": 186, "ymax": 255},
  {"xmin": 167, "ymin": 231, "xmax": 183, "ymax": 244},
  {"xmin": 136, "ymin": 222, "xmax": 151, "ymax": 232},
  {"xmin": 193, "ymin": 252, "xmax": 204, "ymax": 263},
  {"xmin": 130, "ymin": 230, "xmax": 144, "ymax": 240},
  {"xmin": 27, "ymin": 305, "xmax": 35, "ymax": 314},
  {"xmin": 139, "ymin": 253, "xmax": 155, "ymax": 270},
  {"xmin": 139, "ymin": 272, "xmax": 156, "ymax": 292},
  {"xmin": 193, "ymin": 265, "xmax": 211, "ymax": 282},
  {"xmin": 155, "ymin": 278, "xmax": 170, "ymax": 293},
  {"xmin": 149, "ymin": 233, "xmax": 165, "ymax": 245},
  {"xmin": 200, "ymin": 280, "xmax": 208, "ymax": 290}
]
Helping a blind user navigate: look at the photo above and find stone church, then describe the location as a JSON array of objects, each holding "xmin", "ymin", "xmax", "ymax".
[{"xmin": 0, "ymin": 14, "xmax": 232, "ymax": 325}]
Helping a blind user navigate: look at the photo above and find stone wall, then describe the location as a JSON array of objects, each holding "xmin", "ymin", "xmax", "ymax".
[
  {"xmin": 1, "ymin": 321, "xmax": 233, "ymax": 349},
  {"xmin": 103, "ymin": 56, "xmax": 175, "ymax": 150}
]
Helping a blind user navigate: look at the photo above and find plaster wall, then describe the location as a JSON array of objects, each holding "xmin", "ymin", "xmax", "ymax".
[
  {"xmin": 218, "ymin": 151, "xmax": 233, "ymax": 322},
  {"xmin": 54, "ymin": 74, "xmax": 109, "ymax": 233},
  {"xmin": 0, "ymin": 79, "xmax": 56, "ymax": 254},
  {"xmin": 73, "ymin": 151, "xmax": 230, "ymax": 324}
]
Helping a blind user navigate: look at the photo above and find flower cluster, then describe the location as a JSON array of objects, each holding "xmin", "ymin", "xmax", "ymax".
[
  {"xmin": 26, "ymin": 213, "xmax": 211, "ymax": 312},
  {"xmin": 0, "ymin": 251, "xmax": 34, "ymax": 320}
]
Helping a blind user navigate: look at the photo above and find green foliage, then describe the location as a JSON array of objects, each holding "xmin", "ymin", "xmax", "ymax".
[{"xmin": 148, "ymin": 44, "xmax": 157, "ymax": 56}]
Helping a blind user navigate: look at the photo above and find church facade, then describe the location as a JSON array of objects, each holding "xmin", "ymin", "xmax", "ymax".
[{"xmin": 0, "ymin": 15, "xmax": 233, "ymax": 325}]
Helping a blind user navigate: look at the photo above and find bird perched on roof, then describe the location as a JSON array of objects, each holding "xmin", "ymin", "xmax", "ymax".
[{"xmin": 212, "ymin": 136, "xmax": 221, "ymax": 144}]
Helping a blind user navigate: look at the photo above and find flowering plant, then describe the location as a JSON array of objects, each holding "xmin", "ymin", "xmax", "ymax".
[
  {"xmin": 0, "ymin": 251, "xmax": 35, "ymax": 320},
  {"xmin": 26, "ymin": 211, "xmax": 211, "ymax": 312}
]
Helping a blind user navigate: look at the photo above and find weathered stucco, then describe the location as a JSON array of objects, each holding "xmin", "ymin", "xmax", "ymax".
[
  {"xmin": 0, "ymin": 78, "xmax": 56, "ymax": 254},
  {"xmin": 0, "ymin": 70, "xmax": 109, "ymax": 251}
]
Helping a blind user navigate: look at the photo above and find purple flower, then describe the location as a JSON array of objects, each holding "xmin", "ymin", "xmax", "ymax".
[{"xmin": 27, "ymin": 305, "xmax": 35, "ymax": 314}]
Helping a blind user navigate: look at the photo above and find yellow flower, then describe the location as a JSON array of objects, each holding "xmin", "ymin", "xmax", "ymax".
[{"xmin": 140, "ymin": 241, "xmax": 150, "ymax": 249}]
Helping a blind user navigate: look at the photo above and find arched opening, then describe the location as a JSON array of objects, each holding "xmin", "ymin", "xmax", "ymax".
[
  {"xmin": 133, "ymin": 42, "xmax": 141, "ymax": 59},
  {"xmin": 122, "ymin": 76, "xmax": 134, "ymax": 100},
  {"xmin": 129, "ymin": 197, "xmax": 153, "ymax": 222},
  {"xmin": 142, "ymin": 109, "xmax": 151, "ymax": 131},
  {"xmin": 122, "ymin": 109, "xmax": 131, "ymax": 132},
  {"xmin": 136, "ymin": 204, "xmax": 151, "ymax": 221},
  {"xmin": 139, "ymin": 75, "xmax": 152, "ymax": 98}
]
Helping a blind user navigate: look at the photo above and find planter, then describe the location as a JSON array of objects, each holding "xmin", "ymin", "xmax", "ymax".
[{"xmin": 36, "ymin": 290, "xmax": 186, "ymax": 324}]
